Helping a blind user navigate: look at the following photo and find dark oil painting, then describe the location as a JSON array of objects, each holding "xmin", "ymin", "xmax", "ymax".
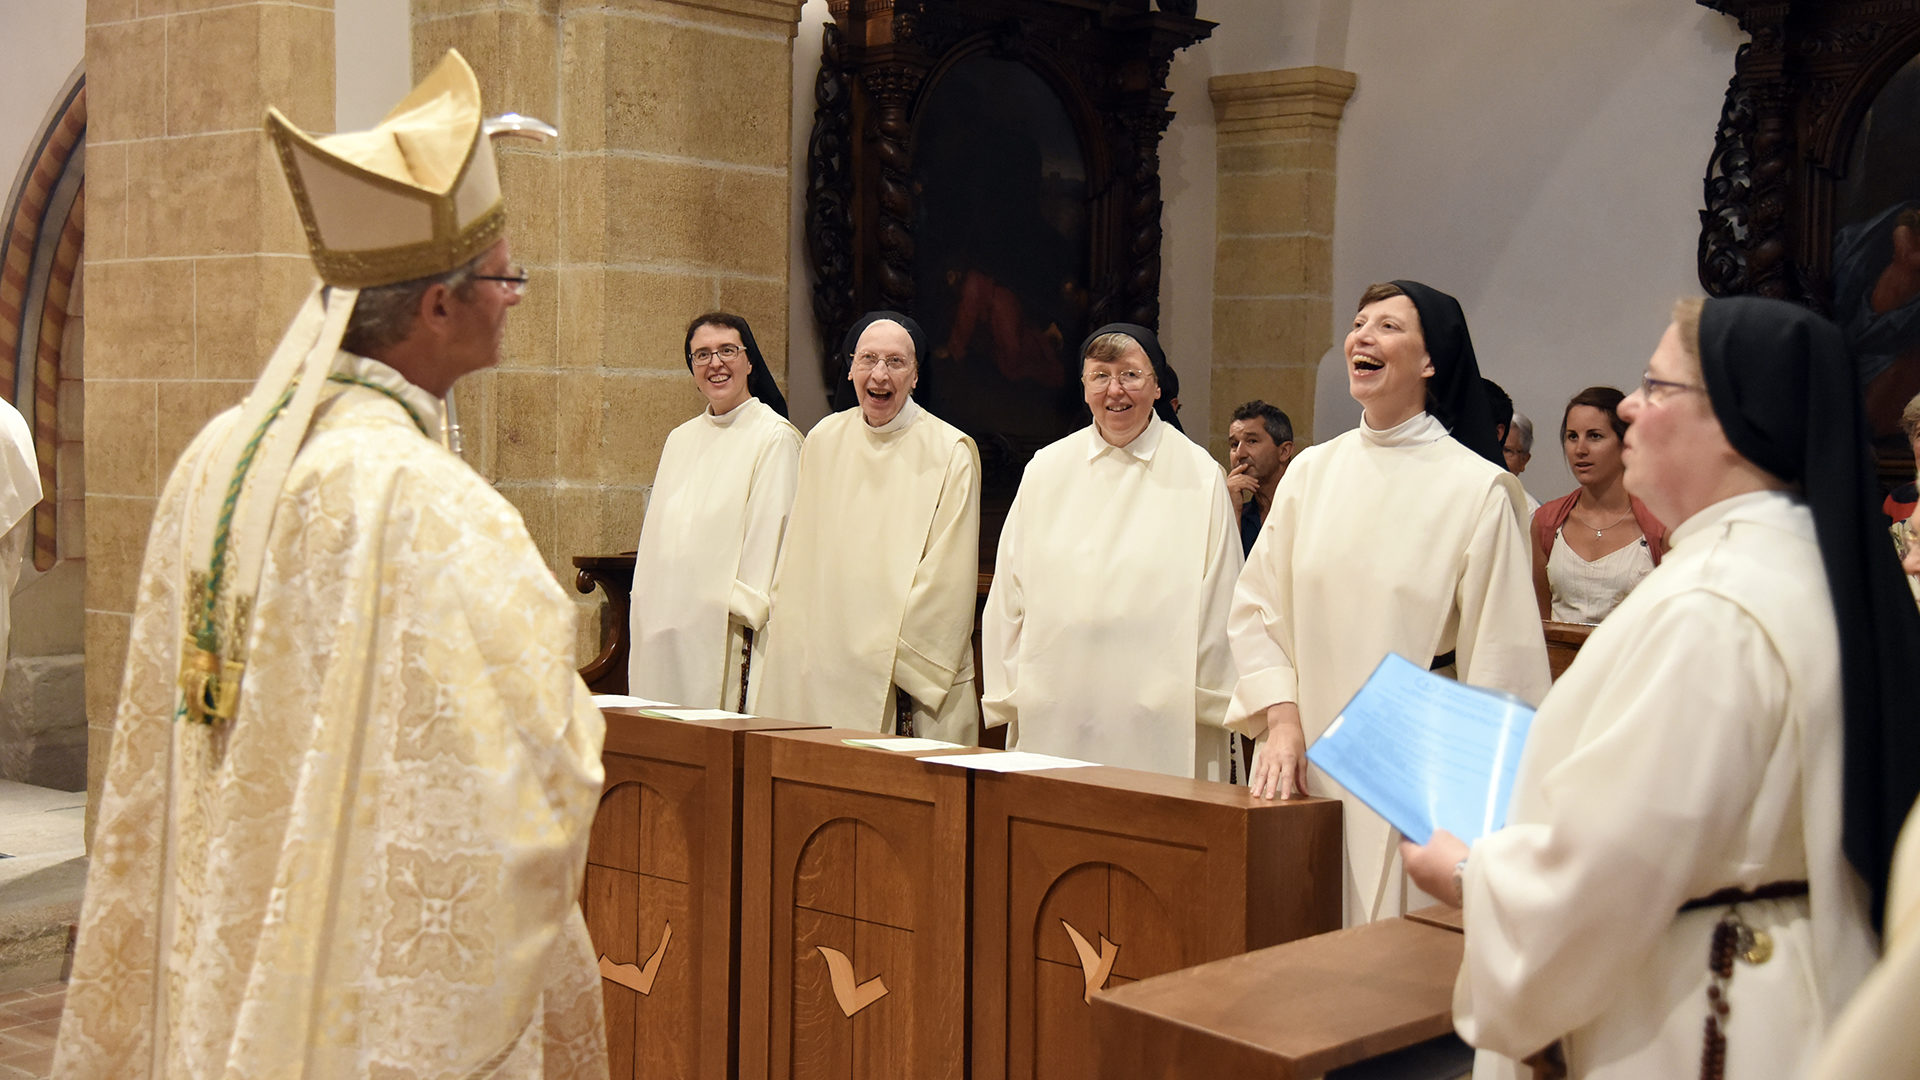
[
  {"xmin": 1832, "ymin": 52, "xmax": 1920, "ymax": 462},
  {"xmin": 910, "ymin": 53, "xmax": 1092, "ymax": 498}
]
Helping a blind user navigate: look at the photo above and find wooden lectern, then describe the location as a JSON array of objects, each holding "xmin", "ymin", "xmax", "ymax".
[
  {"xmin": 737, "ymin": 729, "xmax": 988, "ymax": 1080},
  {"xmin": 968, "ymin": 766, "xmax": 1343, "ymax": 1080},
  {"xmin": 583, "ymin": 707, "xmax": 825, "ymax": 1080},
  {"xmin": 1088, "ymin": 906, "xmax": 1467, "ymax": 1079}
]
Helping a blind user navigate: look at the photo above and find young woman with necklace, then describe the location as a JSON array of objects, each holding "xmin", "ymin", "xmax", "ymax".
[{"xmin": 1530, "ymin": 386, "xmax": 1669, "ymax": 622}]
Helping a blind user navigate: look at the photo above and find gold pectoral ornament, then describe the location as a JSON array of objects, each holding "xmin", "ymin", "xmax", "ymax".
[
  {"xmin": 178, "ymin": 572, "xmax": 253, "ymax": 727},
  {"xmin": 180, "ymin": 642, "xmax": 245, "ymax": 725}
]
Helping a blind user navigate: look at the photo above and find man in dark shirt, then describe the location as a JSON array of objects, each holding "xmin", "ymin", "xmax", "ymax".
[{"xmin": 1226, "ymin": 399, "xmax": 1295, "ymax": 555}]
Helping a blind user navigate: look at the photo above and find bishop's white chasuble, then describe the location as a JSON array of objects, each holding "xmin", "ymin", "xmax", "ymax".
[
  {"xmin": 983, "ymin": 417, "xmax": 1242, "ymax": 778},
  {"xmin": 54, "ymin": 356, "xmax": 608, "ymax": 1080},
  {"xmin": 1456, "ymin": 492, "xmax": 1874, "ymax": 1080},
  {"xmin": 627, "ymin": 397, "xmax": 801, "ymax": 709},
  {"xmin": 753, "ymin": 400, "xmax": 981, "ymax": 742},
  {"xmin": 1229, "ymin": 411, "xmax": 1549, "ymax": 925}
]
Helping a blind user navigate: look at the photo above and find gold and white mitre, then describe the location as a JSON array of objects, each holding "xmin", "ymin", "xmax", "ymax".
[
  {"xmin": 174, "ymin": 50, "xmax": 553, "ymax": 725},
  {"xmin": 267, "ymin": 49, "xmax": 504, "ymax": 288}
]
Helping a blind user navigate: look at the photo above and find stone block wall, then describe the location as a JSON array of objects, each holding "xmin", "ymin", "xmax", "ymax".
[
  {"xmin": 4, "ymin": 266, "xmax": 85, "ymax": 793},
  {"xmin": 82, "ymin": 0, "xmax": 334, "ymax": 840},
  {"xmin": 415, "ymin": 0, "xmax": 803, "ymax": 658}
]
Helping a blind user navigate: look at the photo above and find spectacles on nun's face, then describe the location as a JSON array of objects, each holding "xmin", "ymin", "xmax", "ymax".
[
  {"xmin": 852, "ymin": 352, "xmax": 914, "ymax": 374},
  {"xmin": 472, "ymin": 268, "xmax": 530, "ymax": 298},
  {"xmin": 691, "ymin": 344, "xmax": 747, "ymax": 366},
  {"xmin": 1083, "ymin": 368, "xmax": 1153, "ymax": 392},
  {"xmin": 1635, "ymin": 373, "xmax": 1704, "ymax": 404}
]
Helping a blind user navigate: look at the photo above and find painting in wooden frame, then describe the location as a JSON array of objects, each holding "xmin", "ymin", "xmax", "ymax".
[{"xmin": 1697, "ymin": 0, "xmax": 1920, "ymax": 478}]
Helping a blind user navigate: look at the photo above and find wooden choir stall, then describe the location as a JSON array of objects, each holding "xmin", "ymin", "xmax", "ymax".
[
  {"xmin": 736, "ymin": 729, "xmax": 986, "ymax": 1080},
  {"xmin": 582, "ymin": 706, "xmax": 826, "ymax": 1080},
  {"xmin": 969, "ymin": 766, "xmax": 1341, "ymax": 1080},
  {"xmin": 583, "ymin": 714, "xmax": 1345, "ymax": 1080}
]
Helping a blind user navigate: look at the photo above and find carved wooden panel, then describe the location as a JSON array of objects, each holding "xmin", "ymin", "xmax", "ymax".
[
  {"xmin": 1697, "ymin": 0, "xmax": 1920, "ymax": 307},
  {"xmin": 737, "ymin": 729, "xmax": 985, "ymax": 1080},
  {"xmin": 970, "ymin": 766, "xmax": 1343, "ymax": 1080},
  {"xmin": 582, "ymin": 708, "xmax": 825, "ymax": 1080},
  {"xmin": 1697, "ymin": 0, "xmax": 1920, "ymax": 471}
]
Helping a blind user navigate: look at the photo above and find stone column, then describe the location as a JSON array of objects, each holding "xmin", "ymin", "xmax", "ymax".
[
  {"xmin": 416, "ymin": 0, "xmax": 803, "ymax": 658},
  {"xmin": 1206, "ymin": 66, "xmax": 1356, "ymax": 454},
  {"xmin": 82, "ymin": 0, "xmax": 333, "ymax": 839}
]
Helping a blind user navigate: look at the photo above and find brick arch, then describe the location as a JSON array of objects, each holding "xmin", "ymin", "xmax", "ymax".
[{"xmin": 0, "ymin": 68, "xmax": 85, "ymax": 572}]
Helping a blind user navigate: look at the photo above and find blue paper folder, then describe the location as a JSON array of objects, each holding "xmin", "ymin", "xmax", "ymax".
[{"xmin": 1304, "ymin": 653, "xmax": 1535, "ymax": 846}]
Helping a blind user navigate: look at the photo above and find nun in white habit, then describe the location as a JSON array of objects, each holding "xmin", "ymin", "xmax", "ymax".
[
  {"xmin": 753, "ymin": 312, "xmax": 982, "ymax": 742},
  {"xmin": 627, "ymin": 312, "xmax": 801, "ymax": 709},
  {"xmin": 981, "ymin": 323, "xmax": 1242, "ymax": 780},
  {"xmin": 1402, "ymin": 296, "xmax": 1909, "ymax": 1080},
  {"xmin": 1229, "ymin": 280, "xmax": 1550, "ymax": 927}
]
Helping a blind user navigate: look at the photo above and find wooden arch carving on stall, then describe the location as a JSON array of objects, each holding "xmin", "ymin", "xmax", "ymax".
[
  {"xmin": 1696, "ymin": 0, "xmax": 1920, "ymax": 472},
  {"xmin": 805, "ymin": 0, "xmax": 1213, "ymax": 523}
]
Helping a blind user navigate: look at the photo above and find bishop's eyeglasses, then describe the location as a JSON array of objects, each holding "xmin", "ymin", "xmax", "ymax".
[{"xmin": 473, "ymin": 267, "xmax": 530, "ymax": 298}]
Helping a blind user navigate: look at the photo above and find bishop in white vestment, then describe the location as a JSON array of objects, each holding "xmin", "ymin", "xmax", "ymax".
[
  {"xmin": 54, "ymin": 54, "xmax": 607, "ymax": 1079},
  {"xmin": 628, "ymin": 312, "xmax": 801, "ymax": 709},
  {"xmin": 1230, "ymin": 281, "xmax": 1549, "ymax": 926},
  {"xmin": 754, "ymin": 312, "xmax": 982, "ymax": 742},
  {"xmin": 983, "ymin": 324, "xmax": 1241, "ymax": 778}
]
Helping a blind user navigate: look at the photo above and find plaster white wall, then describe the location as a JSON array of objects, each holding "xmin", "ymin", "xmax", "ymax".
[
  {"xmin": 0, "ymin": 3, "xmax": 83, "ymax": 228},
  {"xmin": 1318, "ymin": 1, "xmax": 1743, "ymax": 504},
  {"xmin": 336, "ymin": 0, "xmax": 411, "ymax": 131}
]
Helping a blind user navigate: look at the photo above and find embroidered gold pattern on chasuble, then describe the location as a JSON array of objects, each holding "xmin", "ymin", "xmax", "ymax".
[{"xmin": 53, "ymin": 384, "xmax": 609, "ymax": 1079}]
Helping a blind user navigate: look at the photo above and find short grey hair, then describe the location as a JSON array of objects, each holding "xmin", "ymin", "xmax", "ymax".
[
  {"xmin": 1509, "ymin": 410, "xmax": 1534, "ymax": 454},
  {"xmin": 1082, "ymin": 331, "xmax": 1147, "ymax": 366},
  {"xmin": 337, "ymin": 253, "xmax": 484, "ymax": 357}
]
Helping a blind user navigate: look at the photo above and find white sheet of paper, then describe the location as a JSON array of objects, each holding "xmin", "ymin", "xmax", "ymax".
[
  {"xmin": 592, "ymin": 694, "xmax": 676, "ymax": 709},
  {"xmin": 915, "ymin": 751, "xmax": 1098, "ymax": 773},
  {"xmin": 842, "ymin": 737, "xmax": 965, "ymax": 752},
  {"xmin": 1305, "ymin": 652, "xmax": 1535, "ymax": 846},
  {"xmin": 641, "ymin": 707, "xmax": 756, "ymax": 722}
]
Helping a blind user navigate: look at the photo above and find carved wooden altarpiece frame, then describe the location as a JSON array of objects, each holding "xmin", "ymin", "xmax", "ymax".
[
  {"xmin": 805, "ymin": 0, "xmax": 1213, "ymax": 507},
  {"xmin": 1697, "ymin": 0, "xmax": 1920, "ymax": 469}
]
